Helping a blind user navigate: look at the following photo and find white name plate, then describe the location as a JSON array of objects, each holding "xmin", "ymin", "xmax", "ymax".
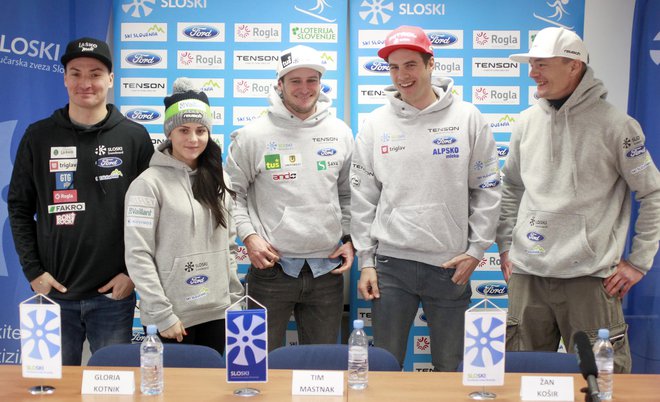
[
  {"xmin": 291, "ymin": 370, "xmax": 344, "ymax": 396},
  {"xmin": 81, "ymin": 370, "xmax": 135, "ymax": 395},
  {"xmin": 520, "ymin": 375, "xmax": 574, "ymax": 401}
]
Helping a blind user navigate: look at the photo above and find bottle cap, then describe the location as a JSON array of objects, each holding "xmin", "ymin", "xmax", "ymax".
[
  {"xmin": 146, "ymin": 325, "xmax": 158, "ymax": 336},
  {"xmin": 598, "ymin": 328, "xmax": 610, "ymax": 339},
  {"xmin": 353, "ymin": 319, "xmax": 364, "ymax": 329}
]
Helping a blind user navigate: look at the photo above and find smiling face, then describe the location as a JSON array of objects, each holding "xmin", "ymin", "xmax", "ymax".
[
  {"xmin": 277, "ymin": 67, "xmax": 321, "ymax": 120},
  {"xmin": 63, "ymin": 57, "xmax": 113, "ymax": 112},
  {"xmin": 387, "ymin": 48, "xmax": 437, "ymax": 110},
  {"xmin": 169, "ymin": 123, "xmax": 209, "ymax": 169},
  {"xmin": 529, "ymin": 57, "xmax": 583, "ymax": 100}
]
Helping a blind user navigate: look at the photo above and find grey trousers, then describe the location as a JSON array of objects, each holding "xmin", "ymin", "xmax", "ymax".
[{"xmin": 371, "ymin": 255, "xmax": 471, "ymax": 371}]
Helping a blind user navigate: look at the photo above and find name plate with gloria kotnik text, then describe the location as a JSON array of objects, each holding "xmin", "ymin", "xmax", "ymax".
[{"xmin": 81, "ymin": 370, "xmax": 135, "ymax": 395}]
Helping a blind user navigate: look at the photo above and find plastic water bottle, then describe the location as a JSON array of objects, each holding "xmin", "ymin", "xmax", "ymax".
[
  {"xmin": 592, "ymin": 328, "xmax": 614, "ymax": 401},
  {"xmin": 348, "ymin": 319, "xmax": 369, "ymax": 390},
  {"xmin": 140, "ymin": 325, "xmax": 164, "ymax": 395}
]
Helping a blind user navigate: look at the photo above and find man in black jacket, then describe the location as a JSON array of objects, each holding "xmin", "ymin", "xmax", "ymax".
[{"xmin": 8, "ymin": 37, "xmax": 154, "ymax": 365}]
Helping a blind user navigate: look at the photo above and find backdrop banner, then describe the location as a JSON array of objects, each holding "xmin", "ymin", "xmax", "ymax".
[
  {"xmin": 625, "ymin": 0, "xmax": 660, "ymax": 375},
  {"xmin": 0, "ymin": 0, "xmax": 112, "ymax": 365}
]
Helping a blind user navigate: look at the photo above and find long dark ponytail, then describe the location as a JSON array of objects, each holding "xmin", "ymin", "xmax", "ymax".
[{"xmin": 191, "ymin": 138, "xmax": 235, "ymax": 228}]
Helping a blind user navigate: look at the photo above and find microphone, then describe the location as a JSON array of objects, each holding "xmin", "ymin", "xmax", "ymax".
[{"xmin": 573, "ymin": 331, "xmax": 600, "ymax": 402}]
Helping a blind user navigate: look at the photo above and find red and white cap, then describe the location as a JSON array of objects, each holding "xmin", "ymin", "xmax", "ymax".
[
  {"xmin": 377, "ymin": 26, "xmax": 434, "ymax": 60},
  {"xmin": 510, "ymin": 27, "xmax": 588, "ymax": 63}
]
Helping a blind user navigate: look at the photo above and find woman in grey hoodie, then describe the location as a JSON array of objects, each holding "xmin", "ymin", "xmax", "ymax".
[{"xmin": 124, "ymin": 78, "xmax": 244, "ymax": 354}]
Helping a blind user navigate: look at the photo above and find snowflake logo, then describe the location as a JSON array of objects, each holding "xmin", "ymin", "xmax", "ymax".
[
  {"xmin": 122, "ymin": 0, "xmax": 156, "ymax": 18},
  {"xmin": 359, "ymin": 0, "xmax": 394, "ymax": 25},
  {"xmin": 622, "ymin": 138, "xmax": 631, "ymax": 149},
  {"xmin": 416, "ymin": 336, "xmax": 430, "ymax": 351},
  {"xmin": 474, "ymin": 87, "xmax": 488, "ymax": 101},
  {"xmin": 184, "ymin": 262, "xmax": 194, "ymax": 272},
  {"xmin": 22, "ymin": 309, "xmax": 61, "ymax": 360},
  {"xmin": 381, "ymin": 133, "xmax": 390, "ymax": 142},
  {"xmin": 226, "ymin": 313, "xmax": 267, "ymax": 366},
  {"xmin": 236, "ymin": 24, "xmax": 251, "ymax": 39},
  {"xmin": 95, "ymin": 145, "xmax": 106, "ymax": 156},
  {"xmin": 267, "ymin": 141, "xmax": 278, "ymax": 151},
  {"xmin": 465, "ymin": 316, "xmax": 505, "ymax": 368},
  {"xmin": 474, "ymin": 160, "xmax": 484, "ymax": 170},
  {"xmin": 529, "ymin": 216, "xmax": 536, "ymax": 226},
  {"xmin": 476, "ymin": 32, "xmax": 489, "ymax": 46},
  {"xmin": 179, "ymin": 52, "xmax": 193, "ymax": 66},
  {"xmin": 236, "ymin": 80, "xmax": 250, "ymax": 94}
]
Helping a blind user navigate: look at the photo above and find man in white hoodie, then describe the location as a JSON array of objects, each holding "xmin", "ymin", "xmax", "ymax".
[
  {"xmin": 225, "ymin": 45, "xmax": 354, "ymax": 351},
  {"xmin": 496, "ymin": 27, "xmax": 660, "ymax": 373},
  {"xmin": 351, "ymin": 26, "xmax": 501, "ymax": 371}
]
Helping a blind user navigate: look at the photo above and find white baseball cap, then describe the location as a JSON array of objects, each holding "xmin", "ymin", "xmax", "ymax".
[
  {"xmin": 276, "ymin": 45, "xmax": 326, "ymax": 79},
  {"xmin": 510, "ymin": 27, "xmax": 588, "ymax": 64}
]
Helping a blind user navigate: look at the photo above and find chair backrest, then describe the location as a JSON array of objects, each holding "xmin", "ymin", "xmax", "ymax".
[
  {"xmin": 268, "ymin": 344, "xmax": 401, "ymax": 371},
  {"xmin": 457, "ymin": 351, "xmax": 579, "ymax": 373},
  {"xmin": 88, "ymin": 343, "xmax": 225, "ymax": 368}
]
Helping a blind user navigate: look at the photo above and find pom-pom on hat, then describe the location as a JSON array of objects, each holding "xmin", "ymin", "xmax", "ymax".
[
  {"xmin": 60, "ymin": 37, "xmax": 113, "ymax": 71},
  {"xmin": 276, "ymin": 45, "xmax": 326, "ymax": 80},
  {"xmin": 163, "ymin": 78, "xmax": 212, "ymax": 137},
  {"xmin": 509, "ymin": 27, "xmax": 588, "ymax": 64},
  {"xmin": 378, "ymin": 26, "xmax": 433, "ymax": 60}
]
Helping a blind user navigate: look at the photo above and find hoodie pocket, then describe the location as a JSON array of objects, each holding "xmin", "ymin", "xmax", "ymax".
[
  {"xmin": 511, "ymin": 210, "xmax": 596, "ymax": 275},
  {"xmin": 384, "ymin": 203, "xmax": 465, "ymax": 252},
  {"xmin": 269, "ymin": 204, "xmax": 342, "ymax": 254},
  {"xmin": 162, "ymin": 251, "xmax": 230, "ymax": 316}
]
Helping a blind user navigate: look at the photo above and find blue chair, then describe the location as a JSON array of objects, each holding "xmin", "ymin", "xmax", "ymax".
[
  {"xmin": 268, "ymin": 344, "xmax": 401, "ymax": 371},
  {"xmin": 88, "ymin": 343, "xmax": 225, "ymax": 368},
  {"xmin": 457, "ymin": 351, "xmax": 580, "ymax": 373}
]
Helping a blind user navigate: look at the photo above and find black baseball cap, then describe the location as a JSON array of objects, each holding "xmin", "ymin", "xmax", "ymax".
[{"xmin": 60, "ymin": 37, "xmax": 112, "ymax": 71}]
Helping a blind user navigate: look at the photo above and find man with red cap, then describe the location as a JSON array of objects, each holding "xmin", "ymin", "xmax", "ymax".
[{"xmin": 351, "ymin": 26, "xmax": 501, "ymax": 371}]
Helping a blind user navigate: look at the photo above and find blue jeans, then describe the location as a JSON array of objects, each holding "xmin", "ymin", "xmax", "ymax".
[
  {"xmin": 56, "ymin": 293, "xmax": 136, "ymax": 365},
  {"xmin": 371, "ymin": 255, "xmax": 471, "ymax": 371},
  {"xmin": 247, "ymin": 262, "xmax": 343, "ymax": 351}
]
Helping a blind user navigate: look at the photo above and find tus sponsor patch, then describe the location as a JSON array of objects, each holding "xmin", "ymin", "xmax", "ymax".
[{"xmin": 264, "ymin": 154, "xmax": 281, "ymax": 170}]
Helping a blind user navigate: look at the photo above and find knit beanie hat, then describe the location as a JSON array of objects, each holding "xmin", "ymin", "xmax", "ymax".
[{"xmin": 163, "ymin": 77, "xmax": 212, "ymax": 137}]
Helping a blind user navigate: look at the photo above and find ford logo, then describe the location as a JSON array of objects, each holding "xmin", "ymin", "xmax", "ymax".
[
  {"xmin": 479, "ymin": 179, "xmax": 500, "ymax": 189},
  {"xmin": 626, "ymin": 145, "xmax": 646, "ymax": 158},
  {"xmin": 125, "ymin": 52, "xmax": 162, "ymax": 66},
  {"xmin": 363, "ymin": 59, "xmax": 389, "ymax": 73},
  {"xmin": 497, "ymin": 145, "xmax": 509, "ymax": 157},
  {"xmin": 476, "ymin": 283, "xmax": 508, "ymax": 296},
  {"xmin": 317, "ymin": 148, "xmax": 337, "ymax": 157},
  {"xmin": 125, "ymin": 109, "xmax": 161, "ymax": 122},
  {"xmin": 96, "ymin": 157, "xmax": 122, "ymax": 168},
  {"xmin": 186, "ymin": 275, "xmax": 209, "ymax": 286},
  {"xmin": 527, "ymin": 231, "xmax": 544, "ymax": 242},
  {"xmin": 427, "ymin": 32, "xmax": 458, "ymax": 46},
  {"xmin": 433, "ymin": 136, "xmax": 457, "ymax": 146},
  {"xmin": 183, "ymin": 25, "xmax": 220, "ymax": 39},
  {"xmin": 321, "ymin": 83, "xmax": 332, "ymax": 94}
]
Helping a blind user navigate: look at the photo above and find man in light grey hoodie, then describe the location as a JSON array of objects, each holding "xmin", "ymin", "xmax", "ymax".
[
  {"xmin": 496, "ymin": 27, "xmax": 660, "ymax": 373},
  {"xmin": 351, "ymin": 26, "xmax": 501, "ymax": 371},
  {"xmin": 225, "ymin": 45, "xmax": 354, "ymax": 351}
]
